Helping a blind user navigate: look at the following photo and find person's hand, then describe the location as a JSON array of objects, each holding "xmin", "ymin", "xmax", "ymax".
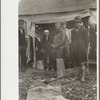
[{"xmin": 51, "ymin": 44, "xmax": 55, "ymax": 48}]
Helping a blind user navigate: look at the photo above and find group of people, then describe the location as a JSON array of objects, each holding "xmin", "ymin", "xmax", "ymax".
[{"xmin": 19, "ymin": 16, "xmax": 90, "ymax": 82}]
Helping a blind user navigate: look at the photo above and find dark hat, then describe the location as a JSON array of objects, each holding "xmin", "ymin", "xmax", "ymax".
[
  {"xmin": 74, "ymin": 16, "xmax": 81, "ymax": 22},
  {"xmin": 18, "ymin": 19, "xmax": 24, "ymax": 24},
  {"xmin": 60, "ymin": 21, "xmax": 67, "ymax": 25}
]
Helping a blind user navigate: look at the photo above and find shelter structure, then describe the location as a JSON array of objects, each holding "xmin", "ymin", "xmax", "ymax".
[{"xmin": 19, "ymin": 0, "xmax": 97, "ymax": 68}]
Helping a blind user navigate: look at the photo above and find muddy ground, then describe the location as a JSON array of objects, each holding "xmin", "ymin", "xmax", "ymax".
[{"xmin": 19, "ymin": 65, "xmax": 97, "ymax": 100}]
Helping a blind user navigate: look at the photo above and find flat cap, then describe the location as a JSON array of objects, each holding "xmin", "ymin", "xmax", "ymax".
[{"xmin": 74, "ymin": 16, "xmax": 81, "ymax": 22}]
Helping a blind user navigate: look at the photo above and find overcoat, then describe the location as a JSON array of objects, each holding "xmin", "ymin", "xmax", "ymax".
[
  {"xmin": 19, "ymin": 28, "xmax": 26, "ymax": 46},
  {"xmin": 53, "ymin": 29, "xmax": 68, "ymax": 58},
  {"xmin": 42, "ymin": 35, "xmax": 52, "ymax": 55},
  {"xmin": 19, "ymin": 28, "xmax": 27, "ymax": 69},
  {"xmin": 70, "ymin": 26, "xmax": 89, "ymax": 64}
]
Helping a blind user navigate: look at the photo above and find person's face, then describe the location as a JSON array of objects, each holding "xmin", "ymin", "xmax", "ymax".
[
  {"xmin": 19, "ymin": 22, "xmax": 24, "ymax": 28},
  {"xmin": 55, "ymin": 23, "xmax": 61, "ymax": 30},
  {"xmin": 45, "ymin": 32, "xmax": 49, "ymax": 36},
  {"xmin": 75, "ymin": 21, "xmax": 81, "ymax": 28},
  {"xmin": 61, "ymin": 24, "xmax": 66, "ymax": 29}
]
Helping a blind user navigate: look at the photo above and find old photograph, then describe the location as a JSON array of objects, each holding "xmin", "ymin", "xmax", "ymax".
[{"xmin": 18, "ymin": 0, "xmax": 97, "ymax": 100}]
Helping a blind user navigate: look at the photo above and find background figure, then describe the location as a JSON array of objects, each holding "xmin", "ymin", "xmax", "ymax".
[
  {"xmin": 88, "ymin": 24, "xmax": 96, "ymax": 60},
  {"xmin": 61, "ymin": 21, "xmax": 71, "ymax": 69},
  {"xmin": 19, "ymin": 19, "xmax": 27, "ymax": 72},
  {"xmin": 70, "ymin": 16, "xmax": 89, "ymax": 82},
  {"xmin": 27, "ymin": 35, "xmax": 43, "ymax": 67},
  {"xmin": 42, "ymin": 30, "xmax": 52, "ymax": 70},
  {"xmin": 51, "ymin": 22, "xmax": 67, "ymax": 77}
]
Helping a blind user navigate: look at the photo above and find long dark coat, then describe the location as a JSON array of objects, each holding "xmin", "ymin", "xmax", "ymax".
[
  {"xmin": 19, "ymin": 28, "xmax": 26, "ymax": 46},
  {"xmin": 70, "ymin": 26, "xmax": 89, "ymax": 64},
  {"xmin": 19, "ymin": 28, "xmax": 27, "ymax": 69},
  {"xmin": 42, "ymin": 35, "xmax": 52, "ymax": 69},
  {"xmin": 42, "ymin": 35, "xmax": 52, "ymax": 55}
]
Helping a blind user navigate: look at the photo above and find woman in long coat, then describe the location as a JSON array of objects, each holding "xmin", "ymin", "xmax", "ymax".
[{"xmin": 42, "ymin": 30, "xmax": 52, "ymax": 70}]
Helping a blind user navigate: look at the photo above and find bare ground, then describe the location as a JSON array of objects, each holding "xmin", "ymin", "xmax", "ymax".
[{"xmin": 19, "ymin": 65, "xmax": 97, "ymax": 100}]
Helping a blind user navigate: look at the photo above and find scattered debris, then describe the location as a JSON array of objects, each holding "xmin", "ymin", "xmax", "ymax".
[{"xmin": 19, "ymin": 67, "xmax": 97, "ymax": 100}]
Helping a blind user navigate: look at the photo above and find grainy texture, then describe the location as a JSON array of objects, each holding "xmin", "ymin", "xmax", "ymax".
[
  {"xmin": 19, "ymin": 0, "xmax": 96, "ymax": 15},
  {"xmin": 19, "ymin": 65, "xmax": 97, "ymax": 100}
]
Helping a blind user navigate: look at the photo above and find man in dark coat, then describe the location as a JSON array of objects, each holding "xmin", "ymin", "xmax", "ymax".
[
  {"xmin": 70, "ymin": 16, "xmax": 89, "ymax": 82},
  {"xmin": 51, "ymin": 22, "xmax": 68, "ymax": 77},
  {"xmin": 19, "ymin": 19, "xmax": 27, "ymax": 71}
]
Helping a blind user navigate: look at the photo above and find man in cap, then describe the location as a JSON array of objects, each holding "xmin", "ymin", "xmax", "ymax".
[
  {"xmin": 70, "ymin": 16, "xmax": 89, "ymax": 82},
  {"xmin": 61, "ymin": 21, "xmax": 71, "ymax": 69},
  {"xmin": 51, "ymin": 22, "xmax": 67, "ymax": 77},
  {"xmin": 19, "ymin": 19, "xmax": 27, "ymax": 71}
]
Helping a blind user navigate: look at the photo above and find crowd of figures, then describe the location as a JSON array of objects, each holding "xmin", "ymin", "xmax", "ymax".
[{"xmin": 19, "ymin": 16, "xmax": 96, "ymax": 82}]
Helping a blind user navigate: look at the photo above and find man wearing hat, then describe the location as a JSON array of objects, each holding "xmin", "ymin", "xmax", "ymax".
[
  {"xmin": 61, "ymin": 21, "xmax": 71, "ymax": 69},
  {"xmin": 70, "ymin": 16, "xmax": 89, "ymax": 82},
  {"xmin": 51, "ymin": 22, "xmax": 67, "ymax": 77},
  {"xmin": 19, "ymin": 19, "xmax": 27, "ymax": 71}
]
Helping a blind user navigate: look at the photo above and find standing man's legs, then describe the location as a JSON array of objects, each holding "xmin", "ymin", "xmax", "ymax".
[
  {"xmin": 65, "ymin": 45, "xmax": 70, "ymax": 69},
  {"xmin": 44, "ymin": 53, "xmax": 48, "ymax": 70},
  {"xmin": 80, "ymin": 62, "xmax": 86, "ymax": 82},
  {"xmin": 21, "ymin": 47, "xmax": 27, "ymax": 71},
  {"xmin": 19, "ymin": 47, "xmax": 22, "ymax": 71}
]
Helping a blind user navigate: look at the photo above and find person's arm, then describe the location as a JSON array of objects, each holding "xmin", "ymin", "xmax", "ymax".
[
  {"xmin": 54, "ymin": 32, "xmax": 67, "ymax": 48},
  {"xmin": 23, "ymin": 29, "xmax": 27, "ymax": 47}
]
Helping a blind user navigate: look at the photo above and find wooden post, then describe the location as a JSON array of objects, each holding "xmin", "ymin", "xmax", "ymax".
[
  {"xmin": 31, "ymin": 22, "xmax": 36, "ymax": 68},
  {"xmin": 27, "ymin": 21, "xmax": 31, "ymax": 63}
]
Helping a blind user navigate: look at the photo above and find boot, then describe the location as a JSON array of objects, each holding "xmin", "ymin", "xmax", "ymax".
[{"xmin": 81, "ymin": 63, "xmax": 86, "ymax": 82}]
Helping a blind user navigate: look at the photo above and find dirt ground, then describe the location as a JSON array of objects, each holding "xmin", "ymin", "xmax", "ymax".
[{"xmin": 19, "ymin": 65, "xmax": 97, "ymax": 100}]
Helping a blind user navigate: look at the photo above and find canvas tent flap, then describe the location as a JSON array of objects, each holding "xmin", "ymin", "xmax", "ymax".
[
  {"xmin": 88, "ymin": 10, "xmax": 97, "ymax": 24},
  {"xmin": 19, "ymin": 9, "xmax": 91, "ymax": 24}
]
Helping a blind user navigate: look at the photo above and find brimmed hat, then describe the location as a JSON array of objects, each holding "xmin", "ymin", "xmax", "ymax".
[
  {"xmin": 74, "ymin": 16, "xmax": 81, "ymax": 22},
  {"xmin": 44, "ymin": 30, "xmax": 49, "ymax": 33}
]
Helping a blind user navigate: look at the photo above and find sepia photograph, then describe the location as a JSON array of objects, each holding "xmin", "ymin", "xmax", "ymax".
[{"xmin": 18, "ymin": 0, "xmax": 97, "ymax": 100}]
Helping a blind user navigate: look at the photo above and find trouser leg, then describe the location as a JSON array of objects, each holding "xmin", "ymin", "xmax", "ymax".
[
  {"xmin": 19, "ymin": 49, "xmax": 22, "ymax": 71},
  {"xmin": 21, "ymin": 47, "xmax": 27, "ymax": 71},
  {"xmin": 56, "ymin": 58, "xmax": 65, "ymax": 78},
  {"xmin": 44, "ymin": 53, "xmax": 47, "ymax": 70},
  {"xmin": 53, "ymin": 58, "xmax": 57, "ymax": 71},
  {"xmin": 64, "ymin": 57, "xmax": 70, "ymax": 69},
  {"xmin": 50, "ymin": 52, "xmax": 57, "ymax": 71},
  {"xmin": 80, "ymin": 63, "xmax": 86, "ymax": 82}
]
